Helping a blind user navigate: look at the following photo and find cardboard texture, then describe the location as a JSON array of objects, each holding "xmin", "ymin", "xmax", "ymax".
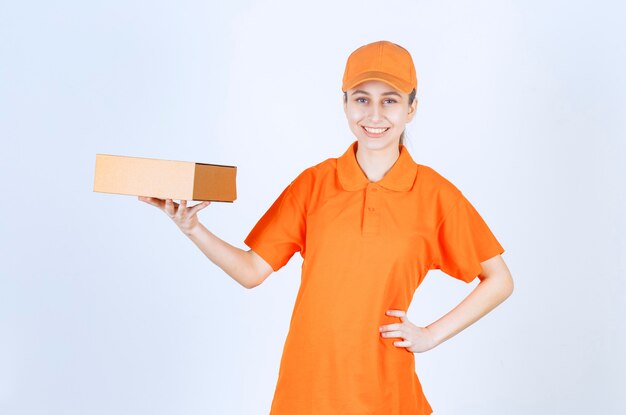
[{"xmin": 93, "ymin": 154, "xmax": 237, "ymax": 202}]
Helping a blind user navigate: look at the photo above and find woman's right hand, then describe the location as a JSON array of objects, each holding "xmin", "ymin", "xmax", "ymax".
[{"xmin": 138, "ymin": 196, "xmax": 211, "ymax": 235}]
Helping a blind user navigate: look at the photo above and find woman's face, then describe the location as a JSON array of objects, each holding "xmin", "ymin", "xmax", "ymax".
[{"xmin": 343, "ymin": 80, "xmax": 417, "ymax": 152}]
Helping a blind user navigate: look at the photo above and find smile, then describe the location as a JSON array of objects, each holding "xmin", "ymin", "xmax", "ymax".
[{"xmin": 362, "ymin": 126, "xmax": 390, "ymax": 136}]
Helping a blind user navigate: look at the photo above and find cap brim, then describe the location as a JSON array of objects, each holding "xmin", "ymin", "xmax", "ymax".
[{"xmin": 342, "ymin": 71, "xmax": 414, "ymax": 93}]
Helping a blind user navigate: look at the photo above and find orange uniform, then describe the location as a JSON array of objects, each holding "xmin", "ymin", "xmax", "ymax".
[{"xmin": 244, "ymin": 140, "xmax": 505, "ymax": 414}]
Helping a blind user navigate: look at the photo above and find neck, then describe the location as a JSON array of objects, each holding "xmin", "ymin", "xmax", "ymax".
[{"xmin": 355, "ymin": 142, "xmax": 401, "ymax": 182}]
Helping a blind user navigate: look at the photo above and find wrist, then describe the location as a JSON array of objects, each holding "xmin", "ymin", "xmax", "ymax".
[
  {"xmin": 425, "ymin": 324, "xmax": 443, "ymax": 348},
  {"xmin": 183, "ymin": 222, "xmax": 204, "ymax": 238}
]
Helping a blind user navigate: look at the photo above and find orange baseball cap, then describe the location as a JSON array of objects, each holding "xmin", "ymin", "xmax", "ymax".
[{"xmin": 342, "ymin": 40, "xmax": 417, "ymax": 94}]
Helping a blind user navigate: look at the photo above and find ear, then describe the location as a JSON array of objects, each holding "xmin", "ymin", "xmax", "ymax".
[{"xmin": 406, "ymin": 98, "xmax": 418, "ymax": 123}]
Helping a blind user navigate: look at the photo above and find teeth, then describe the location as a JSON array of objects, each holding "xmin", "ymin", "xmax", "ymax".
[{"xmin": 364, "ymin": 127, "xmax": 388, "ymax": 134}]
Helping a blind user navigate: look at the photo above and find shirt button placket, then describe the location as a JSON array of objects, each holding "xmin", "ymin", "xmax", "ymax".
[{"xmin": 363, "ymin": 184, "xmax": 381, "ymax": 236}]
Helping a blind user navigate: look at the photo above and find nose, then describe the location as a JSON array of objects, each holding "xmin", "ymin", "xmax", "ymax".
[{"xmin": 369, "ymin": 102, "xmax": 384, "ymax": 122}]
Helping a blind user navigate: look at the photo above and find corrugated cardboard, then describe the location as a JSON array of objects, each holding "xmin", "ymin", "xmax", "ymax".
[{"xmin": 93, "ymin": 154, "xmax": 237, "ymax": 202}]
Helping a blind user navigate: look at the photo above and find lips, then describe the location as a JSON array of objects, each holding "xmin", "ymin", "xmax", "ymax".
[
  {"xmin": 361, "ymin": 126, "xmax": 390, "ymax": 137},
  {"xmin": 362, "ymin": 126, "xmax": 390, "ymax": 134}
]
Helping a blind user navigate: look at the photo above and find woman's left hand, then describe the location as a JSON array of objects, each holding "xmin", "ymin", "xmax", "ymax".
[{"xmin": 379, "ymin": 309, "xmax": 438, "ymax": 353}]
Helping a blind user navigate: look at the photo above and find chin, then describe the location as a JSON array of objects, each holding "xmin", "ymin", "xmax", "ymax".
[{"xmin": 357, "ymin": 136, "xmax": 398, "ymax": 151}]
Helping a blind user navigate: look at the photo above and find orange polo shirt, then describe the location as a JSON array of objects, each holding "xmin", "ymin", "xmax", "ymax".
[{"xmin": 244, "ymin": 140, "xmax": 505, "ymax": 415}]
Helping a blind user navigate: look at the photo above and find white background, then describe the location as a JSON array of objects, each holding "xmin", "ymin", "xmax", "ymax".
[{"xmin": 1, "ymin": 0, "xmax": 624, "ymax": 414}]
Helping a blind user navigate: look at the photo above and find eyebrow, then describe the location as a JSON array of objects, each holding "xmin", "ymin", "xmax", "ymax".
[{"xmin": 350, "ymin": 90, "xmax": 402, "ymax": 98}]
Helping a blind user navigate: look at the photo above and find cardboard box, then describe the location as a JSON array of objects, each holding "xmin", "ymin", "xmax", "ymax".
[{"xmin": 93, "ymin": 154, "xmax": 237, "ymax": 202}]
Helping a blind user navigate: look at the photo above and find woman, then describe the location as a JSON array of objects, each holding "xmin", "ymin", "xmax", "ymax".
[{"xmin": 139, "ymin": 40, "xmax": 514, "ymax": 415}]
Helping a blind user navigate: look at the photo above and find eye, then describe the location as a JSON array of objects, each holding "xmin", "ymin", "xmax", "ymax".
[{"xmin": 354, "ymin": 97, "xmax": 397, "ymax": 104}]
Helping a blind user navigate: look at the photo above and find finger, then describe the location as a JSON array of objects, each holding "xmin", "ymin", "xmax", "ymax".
[
  {"xmin": 176, "ymin": 200, "xmax": 187, "ymax": 220},
  {"xmin": 139, "ymin": 196, "xmax": 164, "ymax": 209},
  {"xmin": 393, "ymin": 340, "xmax": 412, "ymax": 347},
  {"xmin": 189, "ymin": 201, "xmax": 211, "ymax": 216},
  {"xmin": 173, "ymin": 200, "xmax": 182, "ymax": 216},
  {"xmin": 387, "ymin": 310, "xmax": 408, "ymax": 323},
  {"xmin": 379, "ymin": 323, "xmax": 401, "ymax": 332},
  {"xmin": 153, "ymin": 198, "xmax": 167, "ymax": 210},
  {"xmin": 164, "ymin": 199, "xmax": 176, "ymax": 216},
  {"xmin": 381, "ymin": 330, "xmax": 404, "ymax": 339}
]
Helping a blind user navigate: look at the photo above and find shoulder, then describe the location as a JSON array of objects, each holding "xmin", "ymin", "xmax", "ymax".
[
  {"xmin": 416, "ymin": 163, "xmax": 464, "ymax": 216},
  {"xmin": 289, "ymin": 156, "xmax": 337, "ymax": 192},
  {"xmin": 417, "ymin": 164, "xmax": 462, "ymax": 196}
]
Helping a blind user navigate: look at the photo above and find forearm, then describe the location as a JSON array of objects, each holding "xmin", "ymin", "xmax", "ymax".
[
  {"xmin": 426, "ymin": 275, "xmax": 513, "ymax": 347},
  {"xmin": 184, "ymin": 222, "xmax": 255, "ymax": 288}
]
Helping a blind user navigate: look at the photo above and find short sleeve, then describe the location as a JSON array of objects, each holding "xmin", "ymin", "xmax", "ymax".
[
  {"xmin": 429, "ymin": 192, "xmax": 505, "ymax": 283},
  {"xmin": 244, "ymin": 181, "xmax": 306, "ymax": 272}
]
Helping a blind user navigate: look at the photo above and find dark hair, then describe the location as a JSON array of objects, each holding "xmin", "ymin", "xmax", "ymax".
[{"xmin": 343, "ymin": 88, "xmax": 417, "ymax": 146}]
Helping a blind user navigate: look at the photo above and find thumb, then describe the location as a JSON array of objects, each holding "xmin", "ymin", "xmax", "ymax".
[{"xmin": 189, "ymin": 201, "xmax": 211, "ymax": 216}]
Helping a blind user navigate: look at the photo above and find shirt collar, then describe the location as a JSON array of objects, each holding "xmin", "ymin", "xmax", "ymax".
[{"xmin": 337, "ymin": 140, "xmax": 418, "ymax": 192}]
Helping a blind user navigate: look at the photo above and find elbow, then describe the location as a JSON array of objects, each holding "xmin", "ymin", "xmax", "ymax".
[
  {"xmin": 502, "ymin": 272, "xmax": 514, "ymax": 299},
  {"xmin": 245, "ymin": 270, "xmax": 272, "ymax": 289},
  {"xmin": 228, "ymin": 267, "xmax": 260, "ymax": 290},
  {"xmin": 241, "ymin": 268, "xmax": 264, "ymax": 290},
  {"xmin": 478, "ymin": 270, "xmax": 514, "ymax": 300},
  {"xmin": 246, "ymin": 269, "xmax": 272, "ymax": 289},
  {"xmin": 244, "ymin": 279, "xmax": 260, "ymax": 290},
  {"xmin": 244, "ymin": 249, "xmax": 274, "ymax": 289},
  {"xmin": 239, "ymin": 271, "xmax": 260, "ymax": 289},
  {"xmin": 478, "ymin": 255, "xmax": 514, "ymax": 299}
]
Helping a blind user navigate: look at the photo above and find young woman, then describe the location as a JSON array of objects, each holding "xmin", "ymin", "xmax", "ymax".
[{"xmin": 139, "ymin": 40, "xmax": 514, "ymax": 415}]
